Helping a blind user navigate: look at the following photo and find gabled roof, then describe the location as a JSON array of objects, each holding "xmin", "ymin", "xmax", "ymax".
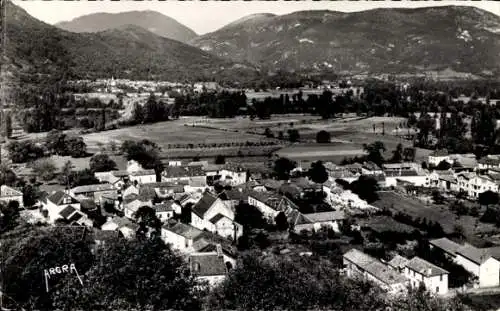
[
  {"xmin": 153, "ymin": 202, "xmax": 174, "ymax": 213},
  {"xmin": 59, "ymin": 205, "xmax": 77, "ymax": 219},
  {"xmin": 0, "ymin": 185, "xmax": 22, "ymax": 197},
  {"xmin": 405, "ymin": 256, "xmax": 448, "ymax": 277},
  {"xmin": 112, "ymin": 170, "xmax": 130, "ymax": 177},
  {"xmin": 47, "ymin": 191, "xmax": 78, "ymax": 206},
  {"xmin": 68, "ymin": 211, "xmax": 84, "ymax": 222},
  {"xmin": 71, "ymin": 183, "xmax": 116, "ymax": 194},
  {"xmin": 430, "ymin": 149, "xmax": 448, "ymax": 157},
  {"xmin": 189, "ymin": 253, "xmax": 227, "ymax": 277},
  {"xmin": 130, "ymin": 170, "xmax": 156, "ymax": 176},
  {"xmin": 164, "ymin": 222, "xmax": 204, "ymax": 240},
  {"xmin": 302, "ymin": 211, "xmax": 345, "ymax": 223},
  {"xmin": 192, "ymin": 193, "xmax": 218, "ymax": 218},
  {"xmin": 429, "ymin": 238, "xmax": 463, "ymax": 255},
  {"xmin": 388, "ymin": 255, "xmax": 409, "ymax": 269},
  {"xmin": 163, "ymin": 166, "xmax": 205, "ymax": 178},
  {"xmin": 456, "ymin": 246, "xmax": 494, "ymax": 265},
  {"xmin": 343, "ymin": 249, "xmax": 407, "ymax": 286}
]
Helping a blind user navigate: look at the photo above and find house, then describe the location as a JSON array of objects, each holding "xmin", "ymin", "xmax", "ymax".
[
  {"xmin": 162, "ymin": 165, "xmax": 206, "ymax": 186},
  {"xmin": 218, "ymin": 188, "xmax": 248, "ymax": 209},
  {"xmin": 361, "ymin": 162, "xmax": 383, "ymax": 175},
  {"xmin": 191, "ymin": 192, "xmax": 242, "ymax": 240},
  {"xmin": 58, "ymin": 204, "xmax": 93, "ymax": 226},
  {"xmin": 205, "ymin": 163, "xmax": 247, "ymax": 186},
  {"xmin": 94, "ymin": 170, "xmax": 130, "ymax": 189},
  {"xmin": 161, "ymin": 222, "xmax": 204, "ymax": 253},
  {"xmin": 0, "ymin": 185, "xmax": 23, "ymax": 208},
  {"xmin": 41, "ymin": 191, "xmax": 81, "ymax": 223},
  {"xmin": 455, "ymin": 246, "xmax": 500, "ymax": 288},
  {"xmin": 123, "ymin": 184, "xmax": 140, "ymax": 198},
  {"xmin": 383, "ymin": 163, "xmax": 428, "ymax": 187},
  {"xmin": 387, "ymin": 255, "xmax": 409, "ymax": 273},
  {"xmin": 292, "ymin": 211, "xmax": 345, "ymax": 233},
  {"xmin": 343, "ymin": 249, "xmax": 408, "ymax": 295},
  {"xmin": 428, "ymin": 149, "xmax": 450, "ymax": 166},
  {"xmin": 478, "ymin": 155, "xmax": 500, "ymax": 170},
  {"xmin": 153, "ymin": 202, "xmax": 175, "ymax": 221},
  {"xmin": 101, "ymin": 216, "xmax": 139, "ymax": 240},
  {"xmin": 127, "ymin": 160, "xmax": 145, "ymax": 173},
  {"xmin": 430, "ymin": 237, "xmax": 500, "ymax": 288},
  {"xmin": 122, "ymin": 194, "xmax": 153, "ymax": 220},
  {"xmin": 404, "ymin": 256, "xmax": 449, "ymax": 295},
  {"xmin": 129, "ymin": 170, "xmax": 157, "ymax": 185},
  {"xmin": 143, "ymin": 181, "xmax": 187, "ymax": 200},
  {"xmin": 194, "ymin": 239, "xmax": 237, "ymax": 271},
  {"xmin": 70, "ymin": 183, "xmax": 117, "ymax": 204},
  {"xmin": 189, "ymin": 251, "xmax": 228, "ymax": 287},
  {"xmin": 248, "ymin": 191, "xmax": 299, "ymax": 221}
]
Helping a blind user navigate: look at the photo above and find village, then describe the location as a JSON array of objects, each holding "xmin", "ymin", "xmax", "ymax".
[{"xmin": 3, "ymin": 143, "xmax": 500, "ymax": 302}]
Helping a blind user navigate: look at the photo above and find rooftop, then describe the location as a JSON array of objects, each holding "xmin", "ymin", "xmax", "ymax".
[
  {"xmin": 47, "ymin": 191, "xmax": 79, "ymax": 206},
  {"xmin": 71, "ymin": 183, "xmax": 116, "ymax": 194},
  {"xmin": 130, "ymin": 170, "xmax": 156, "ymax": 176},
  {"xmin": 388, "ymin": 255, "xmax": 409, "ymax": 269},
  {"xmin": 429, "ymin": 238, "xmax": 463, "ymax": 255},
  {"xmin": 430, "ymin": 149, "xmax": 448, "ymax": 157},
  {"xmin": 343, "ymin": 249, "xmax": 407, "ymax": 286},
  {"xmin": 192, "ymin": 192, "xmax": 218, "ymax": 218},
  {"xmin": 164, "ymin": 222, "xmax": 203, "ymax": 240},
  {"xmin": 456, "ymin": 245, "xmax": 493, "ymax": 265},
  {"xmin": 189, "ymin": 253, "xmax": 227, "ymax": 277},
  {"xmin": 59, "ymin": 205, "xmax": 77, "ymax": 219},
  {"xmin": 163, "ymin": 166, "xmax": 205, "ymax": 178},
  {"xmin": 405, "ymin": 256, "xmax": 448, "ymax": 277},
  {"xmin": 209, "ymin": 213, "xmax": 230, "ymax": 224},
  {"xmin": 0, "ymin": 185, "xmax": 22, "ymax": 197},
  {"xmin": 111, "ymin": 170, "xmax": 130, "ymax": 177},
  {"xmin": 303, "ymin": 211, "xmax": 345, "ymax": 223},
  {"xmin": 153, "ymin": 202, "xmax": 174, "ymax": 213}
]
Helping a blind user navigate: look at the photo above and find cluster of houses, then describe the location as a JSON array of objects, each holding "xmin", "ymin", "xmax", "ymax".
[
  {"xmin": 343, "ymin": 237, "xmax": 500, "ymax": 296},
  {"xmin": 15, "ymin": 159, "xmax": 347, "ymax": 287}
]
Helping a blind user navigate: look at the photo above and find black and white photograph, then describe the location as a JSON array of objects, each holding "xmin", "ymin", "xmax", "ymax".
[{"xmin": 0, "ymin": 0, "xmax": 500, "ymax": 309}]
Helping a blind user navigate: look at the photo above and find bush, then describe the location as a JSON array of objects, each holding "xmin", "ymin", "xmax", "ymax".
[{"xmin": 316, "ymin": 130, "xmax": 331, "ymax": 143}]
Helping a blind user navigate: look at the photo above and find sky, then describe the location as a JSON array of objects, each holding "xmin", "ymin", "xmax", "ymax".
[{"xmin": 14, "ymin": 0, "xmax": 500, "ymax": 35}]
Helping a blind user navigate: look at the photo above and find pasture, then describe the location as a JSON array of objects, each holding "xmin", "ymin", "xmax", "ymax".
[{"xmin": 373, "ymin": 191, "xmax": 499, "ymax": 237}]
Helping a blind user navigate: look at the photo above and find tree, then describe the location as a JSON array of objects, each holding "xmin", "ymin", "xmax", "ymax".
[
  {"xmin": 53, "ymin": 238, "xmax": 201, "ymax": 311},
  {"xmin": 4, "ymin": 113, "xmax": 12, "ymax": 138},
  {"xmin": 403, "ymin": 147, "xmax": 416, "ymax": 162},
  {"xmin": 0, "ymin": 201, "xmax": 20, "ymax": 231},
  {"xmin": 349, "ymin": 176, "xmax": 379, "ymax": 203},
  {"xmin": 89, "ymin": 154, "xmax": 117, "ymax": 173},
  {"xmin": 6, "ymin": 141, "xmax": 45, "ymax": 163},
  {"xmin": 308, "ymin": 161, "xmax": 329, "ymax": 184},
  {"xmin": 275, "ymin": 212, "xmax": 289, "ymax": 231},
  {"xmin": 273, "ymin": 157, "xmax": 296, "ymax": 180},
  {"xmin": 215, "ymin": 155, "xmax": 226, "ymax": 165},
  {"xmin": 437, "ymin": 160, "xmax": 451, "ymax": 170},
  {"xmin": 58, "ymin": 160, "xmax": 73, "ymax": 187},
  {"xmin": 131, "ymin": 103, "xmax": 145, "ymax": 124},
  {"xmin": 287, "ymin": 129, "xmax": 300, "ymax": 143},
  {"xmin": 478, "ymin": 190, "xmax": 499, "ymax": 206},
  {"xmin": 235, "ymin": 202, "xmax": 266, "ymax": 230},
  {"xmin": 66, "ymin": 137, "xmax": 87, "ymax": 158},
  {"xmin": 432, "ymin": 190, "xmax": 445, "ymax": 205},
  {"xmin": 2, "ymin": 226, "xmax": 94, "ymax": 309},
  {"xmin": 68, "ymin": 169, "xmax": 99, "ymax": 188},
  {"xmin": 0, "ymin": 164, "xmax": 18, "ymax": 186},
  {"xmin": 135, "ymin": 206, "xmax": 162, "ymax": 239},
  {"xmin": 316, "ymin": 130, "xmax": 331, "ymax": 143},
  {"xmin": 363, "ymin": 141, "xmax": 386, "ymax": 166},
  {"xmin": 390, "ymin": 143, "xmax": 404, "ymax": 163},
  {"xmin": 22, "ymin": 183, "xmax": 40, "ymax": 208},
  {"xmin": 121, "ymin": 140, "xmax": 163, "ymax": 175},
  {"xmin": 264, "ymin": 128, "xmax": 274, "ymax": 138},
  {"xmin": 32, "ymin": 158, "xmax": 57, "ymax": 181},
  {"xmin": 45, "ymin": 130, "xmax": 68, "ymax": 155}
]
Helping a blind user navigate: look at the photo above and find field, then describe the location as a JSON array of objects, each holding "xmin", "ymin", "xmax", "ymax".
[
  {"xmin": 373, "ymin": 191, "xmax": 500, "ymax": 238},
  {"xmin": 360, "ymin": 216, "xmax": 417, "ymax": 234}
]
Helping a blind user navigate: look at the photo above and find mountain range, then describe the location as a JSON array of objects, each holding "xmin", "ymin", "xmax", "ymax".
[
  {"xmin": 4, "ymin": 1, "xmax": 500, "ymax": 87},
  {"xmin": 56, "ymin": 10, "xmax": 197, "ymax": 44},
  {"xmin": 191, "ymin": 6, "xmax": 500, "ymax": 77},
  {"xmin": 2, "ymin": 1, "xmax": 255, "ymax": 90}
]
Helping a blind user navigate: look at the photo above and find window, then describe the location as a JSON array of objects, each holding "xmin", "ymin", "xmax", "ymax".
[
  {"xmin": 436, "ymin": 286, "xmax": 439, "ymax": 293},
  {"xmin": 440, "ymin": 275, "xmax": 443, "ymax": 281},
  {"xmin": 185, "ymin": 240, "xmax": 189, "ymax": 248}
]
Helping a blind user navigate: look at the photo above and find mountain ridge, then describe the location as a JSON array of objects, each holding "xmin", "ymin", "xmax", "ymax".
[
  {"xmin": 190, "ymin": 5, "xmax": 500, "ymax": 77},
  {"xmin": 55, "ymin": 10, "xmax": 197, "ymax": 44}
]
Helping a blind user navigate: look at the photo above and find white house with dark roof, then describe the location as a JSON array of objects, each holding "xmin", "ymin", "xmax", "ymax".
[
  {"xmin": 0, "ymin": 185, "xmax": 23, "ymax": 208},
  {"xmin": 102, "ymin": 216, "xmax": 139, "ymax": 240},
  {"xmin": 343, "ymin": 249, "xmax": 408, "ymax": 295},
  {"xmin": 70, "ymin": 183, "xmax": 117, "ymax": 204},
  {"xmin": 293, "ymin": 211, "xmax": 345, "ymax": 233},
  {"xmin": 152, "ymin": 202, "xmax": 175, "ymax": 221},
  {"xmin": 428, "ymin": 149, "xmax": 450, "ymax": 166},
  {"xmin": 129, "ymin": 170, "xmax": 157, "ymax": 185},
  {"xmin": 94, "ymin": 170, "xmax": 130, "ymax": 189},
  {"xmin": 430, "ymin": 237, "xmax": 500, "ymax": 288},
  {"xmin": 122, "ymin": 194, "xmax": 153, "ymax": 220},
  {"xmin": 404, "ymin": 256, "xmax": 449, "ymax": 295},
  {"xmin": 189, "ymin": 251, "xmax": 228, "ymax": 288},
  {"xmin": 58, "ymin": 205, "xmax": 93, "ymax": 227},
  {"xmin": 161, "ymin": 222, "xmax": 204, "ymax": 253},
  {"xmin": 191, "ymin": 192, "xmax": 242, "ymax": 241},
  {"xmin": 41, "ymin": 191, "xmax": 81, "ymax": 223},
  {"xmin": 388, "ymin": 255, "xmax": 409, "ymax": 273}
]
